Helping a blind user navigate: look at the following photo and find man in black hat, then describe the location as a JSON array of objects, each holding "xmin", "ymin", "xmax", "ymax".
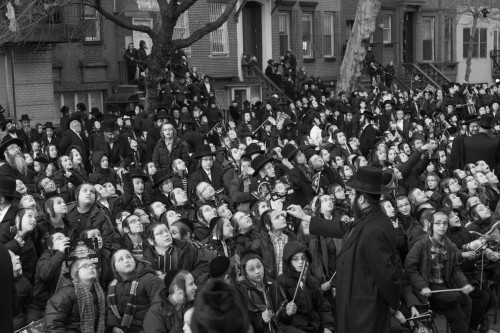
[
  {"xmin": 1, "ymin": 118, "xmax": 18, "ymax": 143},
  {"xmin": 93, "ymin": 119, "xmax": 133, "ymax": 168},
  {"xmin": 181, "ymin": 117, "xmax": 203, "ymax": 148},
  {"xmin": 59, "ymin": 113, "xmax": 90, "ymax": 171},
  {"xmin": 0, "ymin": 138, "xmax": 36, "ymax": 192},
  {"xmin": 450, "ymin": 115, "xmax": 479, "ymax": 171},
  {"xmin": 442, "ymin": 82, "xmax": 467, "ymax": 120},
  {"xmin": 17, "ymin": 114, "xmax": 41, "ymax": 150},
  {"xmin": 191, "ymin": 144, "xmax": 224, "ymax": 193},
  {"xmin": 286, "ymin": 166, "xmax": 401, "ymax": 333},
  {"xmin": 463, "ymin": 114, "xmax": 500, "ymax": 174},
  {"xmin": 359, "ymin": 110, "xmax": 378, "ymax": 156},
  {"xmin": 41, "ymin": 122, "xmax": 60, "ymax": 148}
]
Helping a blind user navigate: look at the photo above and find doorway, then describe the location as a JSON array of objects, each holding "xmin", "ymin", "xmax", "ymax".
[
  {"xmin": 402, "ymin": 12, "xmax": 414, "ymax": 63},
  {"xmin": 242, "ymin": 1, "xmax": 262, "ymax": 68}
]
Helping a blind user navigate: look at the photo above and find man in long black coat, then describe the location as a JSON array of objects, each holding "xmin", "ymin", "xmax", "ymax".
[
  {"xmin": 359, "ymin": 111, "xmax": 377, "ymax": 156},
  {"xmin": 287, "ymin": 166, "xmax": 401, "ymax": 333},
  {"xmin": 449, "ymin": 115, "xmax": 479, "ymax": 172},
  {"xmin": 93, "ymin": 119, "xmax": 134, "ymax": 167}
]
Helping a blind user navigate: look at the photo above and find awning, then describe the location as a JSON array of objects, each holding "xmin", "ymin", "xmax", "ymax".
[{"xmin": 105, "ymin": 93, "xmax": 140, "ymax": 104}]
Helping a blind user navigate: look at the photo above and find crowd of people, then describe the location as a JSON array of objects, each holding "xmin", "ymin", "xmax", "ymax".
[{"xmin": 2, "ymin": 60, "xmax": 500, "ymax": 333}]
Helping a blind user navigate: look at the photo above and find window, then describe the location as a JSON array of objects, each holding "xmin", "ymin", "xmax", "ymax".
[
  {"xmin": 302, "ymin": 13, "xmax": 313, "ymax": 58},
  {"xmin": 463, "ymin": 28, "xmax": 487, "ymax": 58},
  {"xmin": 173, "ymin": 12, "xmax": 191, "ymax": 56},
  {"xmin": 83, "ymin": 6, "xmax": 100, "ymax": 42},
  {"xmin": 346, "ymin": 20, "xmax": 354, "ymax": 39},
  {"xmin": 323, "ymin": 12, "xmax": 335, "ymax": 57},
  {"xmin": 209, "ymin": 3, "xmax": 229, "ymax": 54},
  {"xmin": 54, "ymin": 91, "xmax": 104, "ymax": 116},
  {"xmin": 382, "ymin": 15, "xmax": 392, "ymax": 44},
  {"xmin": 278, "ymin": 12, "xmax": 290, "ymax": 57},
  {"xmin": 422, "ymin": 17, "xmax": 434, "ymax": 61},
  {"xmin": 444, "ymin": 18, "xmax": 453, "ymax": 61}
]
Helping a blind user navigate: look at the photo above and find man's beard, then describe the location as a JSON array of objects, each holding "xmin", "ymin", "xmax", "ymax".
[
  {"xmin": 104, "ymin": 135, "xmax": 117, "ymax": 144},
  {"xmin": 7, "ymin": 153, "xmax": 28, "ymax": 176},
  {"xmin": 7, "ymin": 128, "xmax": 16, "ymax": 134}
]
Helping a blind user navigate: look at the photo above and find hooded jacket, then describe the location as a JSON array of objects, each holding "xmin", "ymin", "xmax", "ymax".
[
  {"xmin": 276, "ymin": 241, "xmax": 334, "ymax": 332},
  {"xmin": 143, "ymin": 289, "xmax": 183, "ymax": 333},
  {"xmin": 88, "ymin": 151, "xmax": 119, "ymax": 186},
  {"xmin": 107, "ymin": 261, "xmax": 164, "ymax": 332}
]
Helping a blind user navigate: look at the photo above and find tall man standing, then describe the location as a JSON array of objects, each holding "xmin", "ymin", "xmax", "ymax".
[{"xmin": 287, "ymin": 166, "xmax": 401, "ymax": 333}]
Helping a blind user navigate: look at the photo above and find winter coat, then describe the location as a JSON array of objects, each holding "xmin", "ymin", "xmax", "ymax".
[
  {"xmin": 237, "ymin": 278, "xmax": 292, "ymax": 333},
  {"xmin": 276, "ymin": 241, "xmax": 334, "ymax": 332},
  {"xmin": 53, "ymin": 169, "xmax": 85, "ymax": 203},
  {"xmin": 66, "ymin": 203, "xmax": 116, "ymax": 256},
  {"xmin": 404, "ymin": 235, "xmax": 469, "ymax": 305},
  {"xmin": 0, "ymin": 222, "xmax": 37, "ymax": 281},
  {"xmin": 143, "ymin": 238, "xmax": 209, "ymax": 280},
  {"xmin": 251, "ymin": 229, "xmax": 297, "ymax": 280},
  {"xmin": 45, "ymin": 277, "xmax": 82, "ymax": 333},
  {"xmin": 235, "ymin": 229, "xmax": 256, "ymax": 255},
  {"xmin": 107, "ymin": 261, "xmax": 164, "ymax": 332},
  {"xmin": 33, "ymin": 216, "xmax": 72, "ymax": 256},
  {"xmin": 14, "ymin": 275, "xmax": 33, "ymax": 330},
  {"xmin": 30, "ymin": 249, "xmax": 65, "ymax": 315},
  {"xmin": 152, "ymin": 137, "xmax": 188, "ymax": 174},
  {"xmin": 308, "ymin": 207, "xmax": 401, "ymax": 333},
  {"xmin": 300, "ymin": 235, "xmax": 336, "ymax": 284},
  {"xmin": 288, "ymin": 166, "xmax": 314, "ymax": 207},
  {"xmin": 88, "ymin": 151, "xmax": 120, "ymax": 186},
  {"xmin": 143, "ymin": 289, "xmax": 182, "ymax": 333}
]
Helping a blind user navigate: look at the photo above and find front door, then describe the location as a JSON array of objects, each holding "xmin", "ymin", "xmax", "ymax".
[
  {"xmin": 242, "ymin": 1, "xmax": 262, "ymax": 68},
  {"xmin": 402, "ymin": 12, "xmax": 414, "ymax": 63}
]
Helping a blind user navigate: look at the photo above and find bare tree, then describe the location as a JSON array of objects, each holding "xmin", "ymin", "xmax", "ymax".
[
  {"xmin": 336, "ymin": 0, "xmax": 382, "ymax": 94},
  {"xmin": 0, "ymin": 0, "xmax": 238, "ymax": 110}
]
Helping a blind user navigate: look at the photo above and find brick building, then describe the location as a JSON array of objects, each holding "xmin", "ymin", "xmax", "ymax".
[{"xmin": 2, "ymin": 0, "xmax": 500, "ymax": 124}]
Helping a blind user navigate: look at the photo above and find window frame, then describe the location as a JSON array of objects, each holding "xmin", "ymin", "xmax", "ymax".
[
  {"xmin": 83, "ymin": 6, "xmax": 101, "ymax": 43},
  {"xmin": 302, "ymin": 12, "xmax": 314, "ymax": 59},
  {"xmin": 382, "ymin": 15, "xmax": 392, "ymax": 44},
  {"xmin": 173, "ymin": 11, "xmax": 191, "ymax": 56},
  {"xmin": 463, "ymin": 27, "xmax": 488, "ymax": 59},
  {"xmin": 278, "ymin": 11, "xmax": 291, "ymax": 57},
  {"xmin": 422, "ymin": 16, "xmax": 435, "ymax": 62},
  {"xmin": 209, "ymin": 2, "xmax": 230, "ymax": 55},
  {"xmin": 323, "ymin": 12, "xmax": 335, "ymax": 57}
]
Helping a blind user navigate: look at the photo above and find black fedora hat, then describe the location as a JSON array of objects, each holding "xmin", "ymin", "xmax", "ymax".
[
  {"xmin": 0, "ymin": 176, "xmax": 20, "ymax": 197},
  {"xmin": 1, "ymin": 118, "xmax": 13, "ymax": 131},
  {"xmin": 155, "ymin": 110, "xmax": 169, "ymax": 121},
  {"xmin": 0, "ymin": 138, "xmax": 24, "ymax": 159},
  {"xmin": 243, "ymin": 143, "xmax": 264, "ymax": 158},
  {"xmin": 34, "ymin": 154, "xmax": 49, "ymax": 164},
  {"xmin": 102, "ymin": 119, "xmax": 119, "ymax": 132},
  {"xmin": 478, "ymin": 114, "xmax": 494, "ymax": 129},
  {"xmin": 194, "ymin": 144, "xmax": 216, "ymax": 159},
  {"xmin": 346, "ymin": 166, "xmax": 390, "ymax": 194},
  {"xmin": 460, "ymin": 115, "xmax": 479, "ymax": 126},
  {"xmin": 152, "ymin": 171, "xmax": 174, "ymax": 189},
  {"xmin": 19, "ymin": 114, "xmax": 31, "ymax": 122},
  {"xmin": 129, "ymin": 168, "xmax": 148, "ymax": 181},
  {"xmin": 281, "ymin": 143, "xmax": 299, "ymax": 160},
  {"xmin": 251, "ymin": 154, "xmax": 273, "ymax": 174},
  {"xmin": 361, "ymin": 110, "xmax": 375, "ymax": 119},
  {"xmin": 381, "ymin": 99, "xmax": 396, "ymax": 107},
  {"xmin": 44, "ymin": 122, "xmax": 55, "ymax": 129}
]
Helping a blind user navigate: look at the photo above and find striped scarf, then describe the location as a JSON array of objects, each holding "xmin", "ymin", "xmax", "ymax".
[
  {"xmin": 108, "ymin": 279, "xmax": 139, "ymax": 329},
  {"xmin": 73, "ymin": 280, "xmax": 106, "ymax": 333}
]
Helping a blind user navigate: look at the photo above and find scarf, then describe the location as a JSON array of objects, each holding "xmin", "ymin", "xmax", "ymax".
[
  {"xmin": 108, "ymin": 279, "xmax": 139, "ymax": 329},
  {"xmin": 73, "ymin": 280, "xmax": 106, "ymax": 333}
]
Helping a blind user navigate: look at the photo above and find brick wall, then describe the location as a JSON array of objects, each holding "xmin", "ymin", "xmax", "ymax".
[{"xmin": 0, "ymin": 46, "xmax": 54, "ymax": 124}]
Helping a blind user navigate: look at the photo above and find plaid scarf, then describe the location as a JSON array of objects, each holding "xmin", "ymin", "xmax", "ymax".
[
  {"xmin": 108, "ymin": 279, "xmax": 139, "ymax": 329},
  {"xmin": 73, "ymin": 280, "xmax": 106, "ymax": 333}
]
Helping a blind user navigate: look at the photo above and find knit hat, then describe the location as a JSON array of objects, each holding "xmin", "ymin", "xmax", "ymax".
[
  {"xmin": 209, "ymin": 256, "xmax": 231, "ymax": 278},
  {"xmin": 191, "ymin": 280, "xmax": 249, "ymax": 333},
  {"xmin": 164, "ymin": 269, "xmax": 180, "ymax": 290}
]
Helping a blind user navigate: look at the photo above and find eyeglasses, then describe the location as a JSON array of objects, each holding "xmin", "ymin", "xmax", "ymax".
[
  {"xmin": 7, "ymin": 145, "xmax": 20, "ymax": 151},
  {"xmin": 78, "ymin": 263, "xmax": 96, "ymax": 270}
]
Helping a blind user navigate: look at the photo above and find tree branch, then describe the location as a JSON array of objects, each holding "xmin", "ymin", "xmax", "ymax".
[
  {"xmin": 173, "ymin": 0, "xmax": 237, "ymax": 49},
  {"xmin": 174, "ymin": 0, "xmax": 198, "ymax": 17},
  {"xmin": 86, "ymin": 0, "xmax": 156, "ymax": 37}
]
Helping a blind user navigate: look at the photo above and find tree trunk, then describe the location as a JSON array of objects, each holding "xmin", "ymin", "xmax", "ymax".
[
  {"xmin": 336, "ymin": 0, "xmax": 382, "ymax": 94},
  {"xmin": 464, "ymin": 13, "xmax": 478, "ymax": 82}
]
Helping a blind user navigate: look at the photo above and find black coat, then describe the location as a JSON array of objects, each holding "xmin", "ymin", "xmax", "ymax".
[
  {"xmin": 309, "ymin": 208, "xmax": 401, "ymax": 333},
  {"xmin": 93, "ymin": 135, "xmax": 134, "ymax": 167},
  {"xmin": 464, "ymin": 132, "xmax": 500, "ymax": 175},
  {"xmin": 359, "ymin": 124, "xmax": 377, "ymax": 157},
  {"xmin": 58, "ymin": 130, "xmax": 90, "ymax": 166},
  {"xmin": 191, "ymin": 166, "xmax": 224, "ymax": 193},
  {"xmin": 0, "ymin": 243, "xmax": 14, "ymax": 333}
]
